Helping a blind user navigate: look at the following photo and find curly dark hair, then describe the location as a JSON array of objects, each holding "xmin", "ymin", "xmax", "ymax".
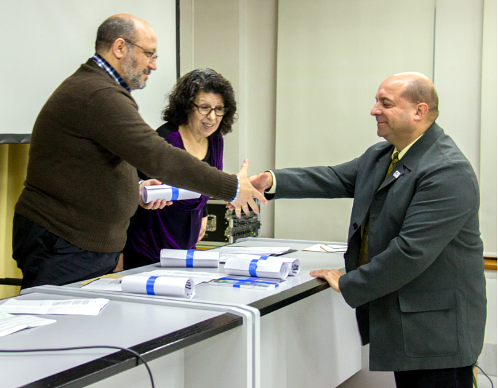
[{"xmin": 162, "ymin": 68, "xmax": 237, "ymax": 136}]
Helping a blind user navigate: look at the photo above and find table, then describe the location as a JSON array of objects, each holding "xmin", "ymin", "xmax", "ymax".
[{"xmin": 4, "ymin": 238, "xmax": 361, "ymax": 388}]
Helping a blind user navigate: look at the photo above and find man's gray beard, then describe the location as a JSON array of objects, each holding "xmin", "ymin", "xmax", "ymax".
[{"xmin": 122, "ymin": 53, "xmax": 146, "ymax": 90}]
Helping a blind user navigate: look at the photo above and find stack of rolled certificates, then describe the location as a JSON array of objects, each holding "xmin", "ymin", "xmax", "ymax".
[
  {"xmin": 160, "ymin": 249, "xmax": 220, "ymax": 268},
  {"xmin": 224, "ymin": 254, "xmax": 300, "ymax": 280}
]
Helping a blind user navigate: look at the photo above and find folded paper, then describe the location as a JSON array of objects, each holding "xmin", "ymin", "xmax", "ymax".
[
  {"xmin": 121, "ymin": 275, "xmax": 195, "ymax": 299},
  {"xmin": 224, "ymin": 254, "xmax": 289, "ymax": 280},
  {"xmin": 160, "ymin": 249, "xmax": 220, "ymax": 268},
  {"xmin": 142, "ymin": 184, "xmax": 201, "ymax": 203}
]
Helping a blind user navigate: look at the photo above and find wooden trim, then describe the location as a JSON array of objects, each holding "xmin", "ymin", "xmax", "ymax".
[{"xmin": 484, "ymin": 258, "xmax": 497, "ymax": 271}]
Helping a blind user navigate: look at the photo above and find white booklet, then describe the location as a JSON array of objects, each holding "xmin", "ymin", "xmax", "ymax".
[
  {"xmin": 218, "ymin": 246, "xmax": 291, "ymax": 256},
  {"xmin": 121, "ymin": 275, "xmax": 195, "ymax": 299},
  {"xmin": 160, "ymin": 249, "xmax": 219, "ymax": 268},
  {"xmin": 142, "ymin": 184, "xmax": 201, "ymax": 203},
  {"xmin": 0, "ymin": 313, "xmax": 56, "ymax": 337},
  {"xmin": 224, "ymin": 254, "xmax": 290, "ymax": 280},
  {"xmin": 303, "ymin": 244, "xmax": 347, "ymax": 253},
  {"xmin": 143, "ymin": 270, "xmax": 225, "ymax": 285},
  {"xmin": 0, "ymin": 299, "xmax": 109, "ymax": 316}
]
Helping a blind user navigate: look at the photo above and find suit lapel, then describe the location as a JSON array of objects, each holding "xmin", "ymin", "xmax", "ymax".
[
  {"xmin": 374, "ymin": 151, "xmax": 393, "ymax": 193},
  {"xmin": 377, "ymin": 161, "xmax": 404, "ymax": 192},
  {"xmin": 375, "ymin": 123, "xmax": 442, "ymax": 193}
]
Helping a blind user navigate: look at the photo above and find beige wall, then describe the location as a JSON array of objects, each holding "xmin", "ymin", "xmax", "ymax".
[
  {"xmin": 182, "ymin": 1, "xmax": 497, "ymax": 384},
  {"xmin": 274, "ymin": 0, "xmax": 436, "ymax": 242},
  {"xmin": 180, "ymin": 0, "xmax": 496, "ymax": 254},
  {"xmin": 180, "ymin": 0, "xmax": 278, "ymax": 238},
  {"xmin": 479, "ymin": 0, "xmax": 497, "ymax": 257}
]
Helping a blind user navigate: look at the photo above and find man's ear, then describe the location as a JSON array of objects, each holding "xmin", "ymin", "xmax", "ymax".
[
  {"xmin": 414, "ymin": 103, "xmax": 429, "ymax": 121},
  {"xmin": 111, "ymin": 38, "xmax": 127, "ymax": 60}
]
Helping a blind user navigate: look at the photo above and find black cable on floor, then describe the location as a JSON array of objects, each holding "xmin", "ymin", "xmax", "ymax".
[{"xmin": 476, "ymin": 364, "xmax": 494, "ymax": 388}]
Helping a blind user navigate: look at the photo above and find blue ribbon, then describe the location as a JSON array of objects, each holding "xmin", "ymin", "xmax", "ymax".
[
  {"xmin": 218, "ymin": 277, "xmax": 279, "ymax": 288},
  {"xmin": 146, "ymin": 276, "xmax": 158, "ymax": 295},
  {"xmin": 248, "ymin": 256, "xmax": 269, "ymax": 277},
  {"xmin": 186, "ymin": 249, "xmax": 195, "ymax": 267},
  {"xmin": 171, "ymin": 187, "xmax": 179, "ymax": 201}
]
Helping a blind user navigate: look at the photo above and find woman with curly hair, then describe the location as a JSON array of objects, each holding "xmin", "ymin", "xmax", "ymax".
[{"xmin": 122, "ymin": 68, "xmax": 237, "ymax": 269}]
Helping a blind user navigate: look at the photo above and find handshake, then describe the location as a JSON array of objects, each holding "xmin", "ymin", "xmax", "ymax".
[{"xmin": 139, "ymin": 159, "xmax": 274, "ymax": 218}]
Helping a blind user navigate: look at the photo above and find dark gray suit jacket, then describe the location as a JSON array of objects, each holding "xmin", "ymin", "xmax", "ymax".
[{"xmin": 271, "ymin": 123, "xmax": 486, "ymax": 371}]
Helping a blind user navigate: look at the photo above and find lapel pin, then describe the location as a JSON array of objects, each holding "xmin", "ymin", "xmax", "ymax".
[{"xmin": 393, "ymin": 171, "xmax": 401, "ymax": 179}]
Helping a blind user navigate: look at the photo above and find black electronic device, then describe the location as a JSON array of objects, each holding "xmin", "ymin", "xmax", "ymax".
[{"xmin": 198, "ymin": 199, "xmax": 261, "ymax": 247}]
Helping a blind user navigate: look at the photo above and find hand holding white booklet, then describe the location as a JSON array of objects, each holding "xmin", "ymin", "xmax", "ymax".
[
  {"xmin": 142, "ymin": 184, "xmax": 201, "ymax": 203},
  {"xmin": 224, "ymin": 254, "xmax": 290, "ymax": 280},
  {"xmin": 121, "ymin": 275, "xmax": 195, "ymax": 299},
  {"xmin": 160, "ymin": 249, "xmax": 219, "ymax": 268}
]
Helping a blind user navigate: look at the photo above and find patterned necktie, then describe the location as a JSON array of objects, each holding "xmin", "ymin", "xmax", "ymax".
[{"xmin": 358, "ymin": 152, "xmax": 399, "ymax": 266}]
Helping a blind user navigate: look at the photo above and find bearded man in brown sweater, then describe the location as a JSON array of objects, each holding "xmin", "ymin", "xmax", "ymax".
[{"xmin": 13, "ymin": 14, "xmax": 265, "ymax": 289}]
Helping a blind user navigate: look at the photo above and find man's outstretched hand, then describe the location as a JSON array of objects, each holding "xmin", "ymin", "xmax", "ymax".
[{"xmin": 230, "ymin": 159, "xmax": 268, "ymax": 218}]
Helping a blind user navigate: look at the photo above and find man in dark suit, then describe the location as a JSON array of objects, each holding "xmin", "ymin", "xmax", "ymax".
[{"xmin": 250, "ymin": 73, "xmax": 486, "ymax": 387}]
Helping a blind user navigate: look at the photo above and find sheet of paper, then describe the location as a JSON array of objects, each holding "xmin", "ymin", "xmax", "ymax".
[
  {"xmin": 121, "ymin": 275, "xmax": 195, "ymax": 299},
  {"xmin": 160, "ymin": 249, "xmax": 219, "ymax": 268},
  {"xmin": 0, "ymin": 313, "xmax": 56, "ymax": 337},
  {"xmin": 81, "ymin": 278, "xmax": 123, "ymax": 291},
  {"xmin": 0, "ymin": 299, "xmax": 109, "ymax": 316},
  {"xmin": 218, "ymin": 247, "xmax": 292, "ymax": 264},
  {"xmin": 79, "ymin": 273, "xmax": 124, "ymax": 286},
  {"xmin": 218, "ymin": 246, "xmax": 291, "ymax": 256},
  {"xmin": 81, "ymin": 271, "xmax": 224, "ymax": 290},
  {"xmin": 224, "ymin": 254, "xmax": 289, "ymax": 280},
  {"xmin": 303, "ymin": 244, "xmax": 347, "ymax": 253},
  {"xmin": 143, "ymin": 270, "xmax": 225, "ymax": 285},
  {"xmin": 208, "ymin": 277, "xmax": 282, "ymax": 290}
]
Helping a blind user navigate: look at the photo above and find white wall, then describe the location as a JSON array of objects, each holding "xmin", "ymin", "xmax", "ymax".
[
  {"xmin": 181, "ymin": 0, "xmax": 497, "ymax": 385},
  {"xmin": 479, "ymin": 0, "xmax": 497, "ymax": 257},
  {"xmin": 1, "ymin": 0, "xmax": 177, "ymax": 135},
  {"xmin": 274, "ymin": 0, "xmax": 435, "ymax": 243},
  {"xmin": 180, "ymin": 0, "xmax": 278, "ymax": 238}
]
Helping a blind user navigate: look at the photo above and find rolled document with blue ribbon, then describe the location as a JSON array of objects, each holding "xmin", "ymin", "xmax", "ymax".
[
  {"xmin": 142, "ymin": 184, "xmax": 201, "ymax": 203},
  {"xmin": 121, "ymin": 275, "xmax": 195, "ymax": 299},
  {"xmin": 223, "ymin": 254, "xmax": 289, "ymax": 280},
  {"xmin": 274, "ymin": 257, "xmax": 300, "ymax": 276},
  {"xmin": 160, "ymin": 249, "xmax": 220, "ymax": 268}
]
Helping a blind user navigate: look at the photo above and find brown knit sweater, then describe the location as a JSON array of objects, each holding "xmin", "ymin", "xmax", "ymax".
[{"xmin": 15, "ymin": 59, "xmax": 238, "ymax": 252}]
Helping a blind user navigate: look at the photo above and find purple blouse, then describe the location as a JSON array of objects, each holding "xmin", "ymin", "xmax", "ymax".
[{"xmin": 123, "ymin": 123, "xmax": 224, "ymax": 269}]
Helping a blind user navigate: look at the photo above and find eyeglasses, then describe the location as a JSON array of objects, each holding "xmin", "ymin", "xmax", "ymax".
[
  {"xmin": 193, "ymin": 103, "xmax": 228, "ymax": 117},
  {"xmin": 124, "ymin": 39, "xmax": 158, "ymax": 61}
]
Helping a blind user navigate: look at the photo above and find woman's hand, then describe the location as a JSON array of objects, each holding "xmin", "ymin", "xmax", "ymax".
[{"xmin": 198, "ymin": 216, "xmax": 208, "ymax": 241}]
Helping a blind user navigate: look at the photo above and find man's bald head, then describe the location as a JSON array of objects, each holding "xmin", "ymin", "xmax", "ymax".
[
  {"xmin": 95, "ymin": 14, "xmax": 147, "ymax": 54},
  {"xmin": 395, "ymin": 72, "xmax": 439, "ymax": 122}
]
